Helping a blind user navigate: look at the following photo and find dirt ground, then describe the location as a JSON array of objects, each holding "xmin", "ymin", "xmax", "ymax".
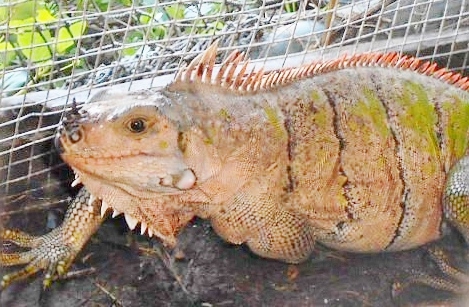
[{"xmin": 1, "ymin": 200, "xmax": 469, "ymax": 307}]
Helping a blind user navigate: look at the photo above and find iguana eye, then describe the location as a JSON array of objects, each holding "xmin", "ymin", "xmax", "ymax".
[{"xmin": 128, "ymin": 118, "xmax": 147, "ymax": 133}]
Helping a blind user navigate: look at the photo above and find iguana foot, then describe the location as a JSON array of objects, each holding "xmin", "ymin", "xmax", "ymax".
[
  {"xmin": 391, "ymin": 247, "xmax": 468, "ymax": 297},
  {"xmin": 1, "ymin": 228, "xmax": 75, "ymax": 288},
  {"xmin": 1, "ymin": 188, "xmax": 103, "ymax": 289}
]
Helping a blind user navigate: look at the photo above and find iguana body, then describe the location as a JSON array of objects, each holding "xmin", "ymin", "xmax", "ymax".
[{"xmin": 2, "ymin": 43, "xmax": 469, "ymax": 290}]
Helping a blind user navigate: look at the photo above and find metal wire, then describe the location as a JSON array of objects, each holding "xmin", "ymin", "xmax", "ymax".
[{"xmin": 1, "ymin": 0, "xmax": 468, "ymax": 206}]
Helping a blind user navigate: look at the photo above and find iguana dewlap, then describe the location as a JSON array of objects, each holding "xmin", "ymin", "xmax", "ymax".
[{"xmin": 2, "ymin": 43, "xmax": 469, "ymax": 289}]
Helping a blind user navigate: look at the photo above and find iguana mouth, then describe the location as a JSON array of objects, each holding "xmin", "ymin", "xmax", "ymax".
[{"xmin": 70, "ymin": 165, "xmax": 197, "ymax": 197}]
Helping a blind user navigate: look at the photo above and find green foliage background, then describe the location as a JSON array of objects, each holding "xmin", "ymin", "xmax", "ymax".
[{"xmin": 0, "ymin": 0, "xmax": 299, "ymax": 91}]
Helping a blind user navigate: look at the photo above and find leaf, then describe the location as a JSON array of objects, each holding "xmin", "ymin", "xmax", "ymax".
[
  {"xmin": 0, "ymin": 69, "xmax": 29, "ymax": 95},
  {"xmin": 36, "ymin": 8, "xmax": 57, "ymax": 23},
  {"xmin": 203, "ymin": 21, "xmax": 224, "ymax": 34},
  {"xmin": 56, "ymin": 30, "xmax": 74, "ymax": 54},
  {"xmin": 94, "ymin": 0, "xmax": 110, "ymax": 11},
  {"xmin": 11, "ymin": 0, "xmax": 40, "ymax": 20},
  {"xmin": 70, "ymin": 20, "xmax": 88, "ymax": 37},
  {"xmin": 9, "ymin": 17, "xmax": 35, "ymax": 32},
  {"xmin": 139, "ymin": 14, "xmax": 151, "ymax": 24},
  {"xmin": 0, "ymin": 41, "xmax": 16, "ymax": 68},
  {"xmin": 0, "ymin": 6, "xmax": 9, "ymax": 23},
  {"xmin": 2, "ymin": 0, "xmax": 46, "ymax": 24},
  {"xmin": 165, "ymin": 3, "xmax": 185, "ymax": 20},
  {"xmin": 17, "ymin": 30, "xmax": 52, "ymax": 63},
  {"xmin": 123, "ymin": 31, "xmax": 143, "ymax": 56},
  {"xmin": 35, "ymin": 60, "xmax": 52, "ymax": 78},
  {"xmin": 284, "ymin": 0, "xmax": 299, "ymax": 13},
  {"xmin": 212, "ymin": 20, "xmax": 224, "ymax": 30},
  {"xmin": 56, "ymin": 21, "xmax": 87, "ymax": 54},
  {"xmin": 150, "ymin": 25, "xmax": 166, "ymax": 39},
  {"xmin": 118, "ymin": 0, "xmax": 132, "ymax": 6}
]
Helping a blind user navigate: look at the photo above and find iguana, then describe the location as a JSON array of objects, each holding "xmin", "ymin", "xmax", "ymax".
[{"xmin": 2, "ymin": 42, "xmax": 469, "ymax": 294}]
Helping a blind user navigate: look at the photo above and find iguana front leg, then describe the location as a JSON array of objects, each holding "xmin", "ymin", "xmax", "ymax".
[
  {"xmin": 211, "ymin": 201, "xmax": 315, "ymax": 263},
  {"xmin": 207, "ymin": 177, "xmax": 316, "ymax": 264},
  {"xmin": 1, "ymin": 188, "xmax": 103, "ymax": 288}
]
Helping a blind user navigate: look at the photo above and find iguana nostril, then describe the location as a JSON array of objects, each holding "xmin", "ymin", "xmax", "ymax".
[{"xmin": 160, "ymin": 174, "xmax": 173, "ymax": 186}]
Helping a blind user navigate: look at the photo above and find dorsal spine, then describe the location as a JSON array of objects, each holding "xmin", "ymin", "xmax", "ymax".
[{"xmin": 173, "ymin": 42, "xmax": 469, "ymax": 93}]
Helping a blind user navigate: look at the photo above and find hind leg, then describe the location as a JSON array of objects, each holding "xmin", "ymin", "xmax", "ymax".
[
  {"xmin": 391, "ymin": 156, "xmax": 469, "ymax": 295},
  {"xmin": 392, "ymin": 156, "xmax": 469, "ymax": 297},
  {"xmin": 444, "ymin": 156, "xmax": 469, "ymax": 242}
]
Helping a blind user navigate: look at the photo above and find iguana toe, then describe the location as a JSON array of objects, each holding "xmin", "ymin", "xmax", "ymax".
[{"xmin": 1, "ymin": 227, "xmax": 76, "ymax": 289}]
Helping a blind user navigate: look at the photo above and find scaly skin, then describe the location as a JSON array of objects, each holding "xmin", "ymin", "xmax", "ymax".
[{"xmin": 2, "ymin": 43, "xmax": 469, "ymax": 293}]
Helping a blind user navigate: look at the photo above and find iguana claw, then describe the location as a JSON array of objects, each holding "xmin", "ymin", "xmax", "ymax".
[{"xmin": 1, "ymin": 188, "xmax": 103, "ymax": 288}]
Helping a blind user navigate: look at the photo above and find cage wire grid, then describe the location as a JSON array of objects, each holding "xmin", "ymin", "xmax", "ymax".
[{"xmin": 0, "ymin": 0, "xmax": 468, "ymax": 214}]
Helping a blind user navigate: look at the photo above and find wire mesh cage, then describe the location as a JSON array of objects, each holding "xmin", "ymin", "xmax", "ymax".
[
  {"xmin": 1, "ymin": 0, "xmax": 469, "ymax": 304},
  {"xmin": 2, "ymin": 0, "xmax": 468, "ymax": 210},
  {"xmin": 2, "ymin": 0, "xmax": 469, "ymax": 209}
]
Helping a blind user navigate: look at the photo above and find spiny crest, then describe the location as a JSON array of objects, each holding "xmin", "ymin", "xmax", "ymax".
[{"xmin": 174, "ymin": 42, "xmax": 469, "ymax": 93}]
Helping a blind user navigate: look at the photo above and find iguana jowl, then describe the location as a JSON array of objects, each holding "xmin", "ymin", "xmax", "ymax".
[{"xmin": 2, "ymin": 43, "xmax": 469, "ymax": 291}]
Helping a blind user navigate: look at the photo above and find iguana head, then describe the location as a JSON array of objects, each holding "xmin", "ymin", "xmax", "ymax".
[
  {"xmin": 55, "ymin": 42, "xmax": 256, "ymax": 246},
  {"xmin": 57, "ymin": 91, "xmax": 198, "ymax": 245},
  {"xmin": 58, "ymin": 92, "xmax": 196, "ymax": 194}
]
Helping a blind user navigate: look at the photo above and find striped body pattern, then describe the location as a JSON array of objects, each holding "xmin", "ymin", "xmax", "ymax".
[{"xmin": 277, "ymin": 68, "xmax": 469, "ymax": 253}]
